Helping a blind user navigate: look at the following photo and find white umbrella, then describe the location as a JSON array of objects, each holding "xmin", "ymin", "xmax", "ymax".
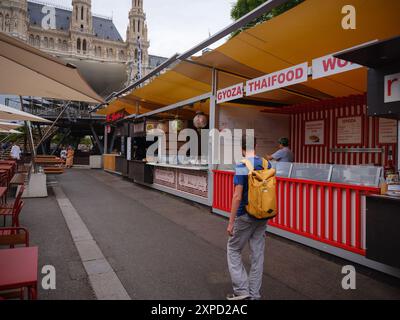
[
  {"xmin": 0, "ymin": 121, "xmax": 22, "ymax": 131},
  {"xmin": 0, "ymin": 129, "xmax": 22, "ymax": 134},
  {"xmin": 0, "ymin": 104, "xmax": 52, "ymax": 123}
]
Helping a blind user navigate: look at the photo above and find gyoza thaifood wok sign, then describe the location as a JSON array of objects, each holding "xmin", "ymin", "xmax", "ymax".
[{"xmin": 216, "ymin": 45, "xmax": 364, "ymax": 104}]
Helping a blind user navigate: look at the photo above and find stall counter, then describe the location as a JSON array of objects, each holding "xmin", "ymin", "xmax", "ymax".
[
  {"xmin": 103, "ymin": 154, "xmax": 119, "ymax": 173},
  {"xmin": 366, "ymin": 194, "xmax": 400, "ymax": 269},
  {"xmin": 147, "ymin": 163, "xmax": 210, "ymax": 206},
  {"xmin": 213, "ymin": 163, "xmax": 382, "ymax": 257}
]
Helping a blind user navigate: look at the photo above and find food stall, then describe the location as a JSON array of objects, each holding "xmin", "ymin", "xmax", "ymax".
[
  {"xmin": 124, "ymin": 103, "xmax": 211, "ymax": 206},
  {"xmin": 212, "ymin": 94, "xmax": 389, "ymax": 260},
  {"xmin": 336, "ymin": 36, "xmax": 400, "ymax": 269},
  {"xmin": 98, "ymin": 0, "xmax": 400, "ymax": 276}
]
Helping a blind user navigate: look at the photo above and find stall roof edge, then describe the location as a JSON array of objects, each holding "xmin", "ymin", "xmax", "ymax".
[{"xmin": 335, "ymin": 35, "xmax": 400, "ymax": 68}]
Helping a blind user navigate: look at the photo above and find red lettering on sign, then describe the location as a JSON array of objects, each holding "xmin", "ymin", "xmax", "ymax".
[
  {"xmin": 106, "ymin": 111, "xmax": 125, "ymax": 123},
  {"xmin": 387, "ymin": 78, "xmax": 399, "ymax": 97},
  {"xmin": 322, "ymin": 57, "xmax": 352, "ymax": 72}
]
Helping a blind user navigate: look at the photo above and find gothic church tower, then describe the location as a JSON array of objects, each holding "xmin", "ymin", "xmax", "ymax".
[{"xmin": 0, "ymin": 0, "xmax": 28, "ymax": 41}]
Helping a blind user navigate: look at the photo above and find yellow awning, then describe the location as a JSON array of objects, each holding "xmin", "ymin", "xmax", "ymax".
[{"xmin": 101, "ymin": 0, "xmax": 400, "ymax": 116}]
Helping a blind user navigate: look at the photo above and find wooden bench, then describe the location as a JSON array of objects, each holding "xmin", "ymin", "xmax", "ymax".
[
  {"xmin": 43, "ymin": 167, "xmax": 64, "ymax": 175},
  {"xmin": 10, "ymin": 173, "xmax": 27, "ymax": 187}
]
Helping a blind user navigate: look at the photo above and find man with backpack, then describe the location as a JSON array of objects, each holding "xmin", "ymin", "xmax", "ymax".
[{"xmin": 226, "ymin": 134, "xmax": 277, "ymax": 301}]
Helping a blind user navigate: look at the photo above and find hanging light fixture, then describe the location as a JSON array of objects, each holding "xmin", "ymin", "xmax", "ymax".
[{"xmin": 171, "ymin": 115, "xmax": 184, "ymax": 133}]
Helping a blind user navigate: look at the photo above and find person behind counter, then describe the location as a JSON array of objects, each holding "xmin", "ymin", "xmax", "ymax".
[{"xmin": 266, "ymin": 137, "xmax": 294, "ymax": 163}]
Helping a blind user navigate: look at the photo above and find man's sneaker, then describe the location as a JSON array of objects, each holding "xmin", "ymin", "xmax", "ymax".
[{"xmin": 226, "ymin": 293, "xmax": 250, "ymax": 301}]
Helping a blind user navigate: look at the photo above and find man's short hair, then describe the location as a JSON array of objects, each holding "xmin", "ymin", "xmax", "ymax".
[
  {"xmin": 278, "ymin": 137, "xmax": 289, "ymax": 147},
  {"xmin": 242, "ymin": 134, "xmax": 257, "ymax": 152}
]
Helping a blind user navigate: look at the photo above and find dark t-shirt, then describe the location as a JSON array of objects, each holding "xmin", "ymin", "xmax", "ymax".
[{"xmin": 233, "ymin": 157, "xmax": 271, "ymax": 217}]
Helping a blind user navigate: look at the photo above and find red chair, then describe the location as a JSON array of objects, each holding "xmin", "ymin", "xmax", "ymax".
[
  {"xmin": 0, "ymin": 227, "xmax": 29, "ymax": 248},
  {"xmin": 0, "ymin": 186, "xmax": 24, "ymax": 227},
  {"xmin": 0, "ymin": 227, "xmax": 29, "ymax": 300}
]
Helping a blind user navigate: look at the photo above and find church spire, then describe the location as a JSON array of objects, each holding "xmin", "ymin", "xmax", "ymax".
[{"xmin": 71, "ymin": 0, "xmax": 93, "ymax": 34}]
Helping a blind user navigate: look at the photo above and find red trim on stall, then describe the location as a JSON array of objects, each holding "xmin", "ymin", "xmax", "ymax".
[{"xmin": 212, "ymin": 171, "xmax": 380, "ymax": 256}]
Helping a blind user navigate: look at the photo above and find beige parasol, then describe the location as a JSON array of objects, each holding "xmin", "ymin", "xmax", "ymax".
[
  {"xmin": 0, "ymin": 32, "xmax": 104, "ymax": 104},
  {"xmin": 0, "ymin": 104, "xmax": 52, "ymax": 123}
]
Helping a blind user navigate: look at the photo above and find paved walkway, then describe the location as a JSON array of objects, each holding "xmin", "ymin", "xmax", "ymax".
[{"xmin": 22, "ymin": 169, "xmax": 400, "ymax": 300}]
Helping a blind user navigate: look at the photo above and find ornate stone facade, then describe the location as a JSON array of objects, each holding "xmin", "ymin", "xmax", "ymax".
[{"xmin": 0, "ymin": 0, "xmax": 166, "ymax": 83}]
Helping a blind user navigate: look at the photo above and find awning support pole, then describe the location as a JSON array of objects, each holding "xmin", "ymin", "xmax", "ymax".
[
  {"xmin": 20, "ymin": 96, "xmax": 37, "ymax": 171},
  {"xmin": 104, "ymin": 125, "xmax": 108, "ymax": 155},
  {"xmin": 208, "ymin": 68, "xmax": 218, "ymax": 206},
  {"xmin": 51, "ymin": 129, "xmax": 71, "ymax": 156},
  {"xmin": 90, "ymin": 124, "xmax": 104, "ymax": 154},
  {"xmin": 398, "ymin": 120, "xmax": 400, "ymax": 172},
  {"xmin": 36, "ymin": 124, "xmax": 46, "ymax": 154},
  {"xmin": 36, "ymin": 101, "xmax": 71, "ymax": 152}
]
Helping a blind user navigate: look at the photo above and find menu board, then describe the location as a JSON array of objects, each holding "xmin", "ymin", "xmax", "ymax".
[
  {"xmin": 378, "ymin": 118, "xmax": 398, "ymax": 144},
  {"xmin": 304, "ymin": 120, "xmax": 325, "ymax": 145},
  {"xmin": 337, "ymin": 116, "xmax": 362, "ymax": 145}
]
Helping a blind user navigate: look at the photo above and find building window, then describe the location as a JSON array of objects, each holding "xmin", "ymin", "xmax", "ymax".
[
  {"xmin": 0, "ymin": 13, "xmax": 3, "ymax": 31},
  {"xmin": 76, "ymin": 6, "xmax": 78, "ymax": 21},
  {"xmin": 77, "ymin": 38, "xmax": 81, "ymax": 52},
  {"xmin": 108, "ymin": 48, "xmax": 113, "ymax": 58},
  {"xmin": 138, "ymin": 20, "xmax": 140, "ymax": 33},
  {"xmin": 63, "ymin": 40, "xmax": 68, "ymax": 51},
  {"xmin": 81, "ymin": 7, "xmax": 84, "ymax": 20},
  {"xmin": 83, "ymin": 39, "xmax": 87, "ymax": 53},
  {"xmin": 58, "ymin": 39, "xmax": 62, "ymax": 49},
  {"xmin": 44, "ymin": 37, "xmax": 49, "ymax": 48},
  {"xmin": 119, "ymin": 50, "xmax": 125, "ymax": 60},
  {"xmin": 4, "ymin": 14, "xmax": 10, "ymax": 32},
  {"xmin": 29, "ymin": 34, "xmax": 35, "ymax": 46},
  {"xmin": 35, "ymin": 35, "xmax": 40, "ymax": 47}
]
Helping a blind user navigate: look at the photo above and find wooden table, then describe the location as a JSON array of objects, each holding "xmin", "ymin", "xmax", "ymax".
[
  {"xmin": 10, "ymin": 174, "xmax": 26, "ymax": 186},
  {"xmin": 0, "ymin": 247, "xmax": 38, "ymax": 300},
  {"xmin": 34, "ymin": 159, "xmax": 64, "ymax": 165}
]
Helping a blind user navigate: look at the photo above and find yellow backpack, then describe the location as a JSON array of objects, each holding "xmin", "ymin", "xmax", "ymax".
[{"xmin": 241, "ymin": 158, "xmax": 277, "ymax": 220}]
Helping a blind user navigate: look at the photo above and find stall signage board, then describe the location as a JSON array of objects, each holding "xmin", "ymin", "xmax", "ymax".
[
  {"xmin": 106, "ymin": 111, "xmax": 126, "ymax": 123},
  {"xmin": 384, "ymin": 72, "xmax": 400, "ymax": 103},
  {"xmin": 367, "ymin": 62, "xmax": 400, "ymax": 118},
  {"xmin": 246, "ymin": 63, "xmax": 308, "ymax": 96},
  {"xmin": 337, "ymin": 116, "xmax": 363, "ymax": 145},
  {"xmin": 312, "ymin": 54, "xmax": 362, "ymax": 80},
  {"xmin": 304, "ymin": 120, "xmax": 325, "ymax": 145},
  {"xmin": 217, "ymin": 83, "xmax": 244, "ymax": 104},
  {"xmin": 178, "ymin": 172, "xmax": 208, "ymax": 194},
  {"xmin": 378, "ymin": 118, "xmax": 398, "ymax": 144}
]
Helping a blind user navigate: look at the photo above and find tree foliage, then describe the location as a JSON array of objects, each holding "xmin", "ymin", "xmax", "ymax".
[{"xmin": 231, "ymin": 0, "xmax": 304, "ymax": 36}]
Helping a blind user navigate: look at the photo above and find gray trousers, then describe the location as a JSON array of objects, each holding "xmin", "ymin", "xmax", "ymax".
[{"xmin": 227, "ymin": 214, "xmax": 267, "ymax": 299}]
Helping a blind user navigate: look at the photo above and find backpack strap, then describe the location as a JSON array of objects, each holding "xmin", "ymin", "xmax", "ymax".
[
  {"xmin": 240, "ymin": 159, "xmax": 254, "ymax": 174},
  {"xmin": 262, "ymin": 158, "xmax": 270, "ymax": 170}
]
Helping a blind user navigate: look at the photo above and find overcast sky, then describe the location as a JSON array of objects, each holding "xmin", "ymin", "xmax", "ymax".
[{"xmin": 41, "ymin": 0, "xmax": 234, "ymax": 57}]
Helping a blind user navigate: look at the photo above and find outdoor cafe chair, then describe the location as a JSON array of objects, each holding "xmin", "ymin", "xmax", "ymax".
[
  {"xmin": 0, "ymin": 201, "xmax": 24, "ymax": 228},
  {"xmin": 0, "ymin": 186, "xmax": 24, "ymax": 227},
  {"xmin": 0, "ymin": 227, "xmax": 30, "ymax": 300},
  {"xmin": 0, "ymin": 227, "xmax": 29, "ymax": 248}
]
